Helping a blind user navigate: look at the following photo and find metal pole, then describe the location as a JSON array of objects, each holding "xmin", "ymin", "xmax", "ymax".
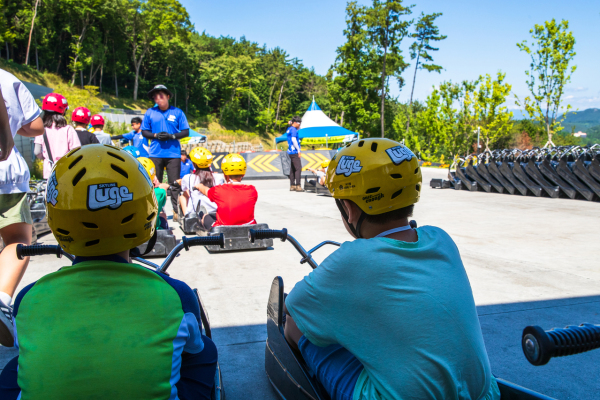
[{"xmin": 477, "ymin": 127, "xmax": 480, "ymax": 155}]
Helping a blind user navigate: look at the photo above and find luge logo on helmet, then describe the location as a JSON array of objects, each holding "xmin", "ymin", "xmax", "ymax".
[
  {"xmin": 386, "ymin": 146, "xmax": 416, "ymax": 165},
  {"xmin": 46, "ymin": 173, "xmax": 59, "ymax": 206},
  {"xmin": 88, "ymin": 183, "xmax": 133, "ymax": 211},
  {"xmin": 335, "ymin": 156, "xmax": 363, "ymax": 177}
]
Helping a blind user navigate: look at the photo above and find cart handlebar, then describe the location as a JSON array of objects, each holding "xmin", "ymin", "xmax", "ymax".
[
  {"xmin": 249, "ymin": 228, "xmax": 288, "ymax": 243},
  {"xmin": 522, "ymin": 323, "xmax": 600, "ymax": 366},
  {"xmin": 16, "ymin": 244, "xmax": 75, "ymax": 262}
]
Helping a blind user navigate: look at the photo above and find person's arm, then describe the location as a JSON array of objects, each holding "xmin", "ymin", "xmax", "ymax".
[
  {"xmin": 111, "ymin": 134, "xmax": 126, "ymax": 140},
  {"xmin": 291, "ymin": 135, "xmax": 301, "ymax": 155},
  {"xmin": 156, "ymin": 129, "xmax": 189, "ymax": 140},
  {"xmin": 195, "ymin": 182, "xmax": 210, "ymax": 197},
  {"xmin": 16, "ymin": 116, "xmax": 43, "ymax": 138},
  {"xmin": 0, "ymin": 89, "xmax": 14, "ymax": 161},
  {"xmin": 141, "ymin": 129, "xmax": 155, "ymax": 139}
]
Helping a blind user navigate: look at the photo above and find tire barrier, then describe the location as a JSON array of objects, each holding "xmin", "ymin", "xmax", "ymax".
[{"xmin": 430, "ymin": 146, "xmax": 600, "ymax": 202}]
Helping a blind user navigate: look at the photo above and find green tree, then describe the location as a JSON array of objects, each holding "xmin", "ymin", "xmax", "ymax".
[
  {"xmin": 473, "ymin": 72, "xmax": 514, "ymax": 150},
  {"xmin": 406, "ymin": 12, "xmax": 446, "ymax": 133},
  {"xmin": 516, "ymin": 19, "xmax": 576, "ymax": 146},
  {"xmin": 123, "ymin": 0, "xmax": 192, "ymax": 100},
  {"xmin": 364, "ymin": 0, "xmax": 412, "ymax": 137}
]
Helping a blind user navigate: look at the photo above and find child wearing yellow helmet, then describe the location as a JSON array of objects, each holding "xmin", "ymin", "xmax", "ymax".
[
  {"xmin": 306, "ymin": 159, "xmax": 330, "ymax": 187},
  {"xmin": 0, "ymin": 144, "xmax": 218, "ymax": 399},
  {"xmin": 283, "ymin": 138, "xmax": 501, "ymax": 400},
  {"xmin": 194, "ymin": 153, "xmax": 258, "ymax": 230},
  {"xmin": 179, "ymin": 147, "xmax": 225, "ymax": 220}
]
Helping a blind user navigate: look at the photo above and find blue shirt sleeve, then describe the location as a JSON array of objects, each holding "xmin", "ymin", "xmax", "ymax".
[
  {"xmin": 176, "ymin": 108, "xmax": 190, "ymax": 131},
  {"xmin": 123, "ymin": 132, "xmax": 134, "ymax": 140},
  {"xmin": 140, "ymin": 109, "xmax": 153, "ymax": 132}
]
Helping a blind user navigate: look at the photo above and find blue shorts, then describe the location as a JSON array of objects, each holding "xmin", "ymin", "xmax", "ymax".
[{"xmin": 298, "ymin": 335, "xmax": 364, "ymax": 400}]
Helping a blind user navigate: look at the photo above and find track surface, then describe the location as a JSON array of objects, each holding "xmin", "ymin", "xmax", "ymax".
[{"xmin": 1, "ymin": 168, "xmax": 599, "ymax": 399}]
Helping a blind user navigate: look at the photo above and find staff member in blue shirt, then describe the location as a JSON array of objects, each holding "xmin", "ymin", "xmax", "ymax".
[
  {"xmin": 286, "ymin": 116, "xmax": 303, "ymax": 192},
  {"xmin": 180, "ymin": 150, "xmax": 195, "ymax": 178},
  {"xmin": 141, "ymin": 84, "xmax": 190, "ymax": 220},
  {"xmin": 111, "ymin": 117, "xmax": 149, "ymax": 157}
]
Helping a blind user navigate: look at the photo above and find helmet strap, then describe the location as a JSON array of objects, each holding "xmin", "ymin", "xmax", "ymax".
[
  {"xmin": 335, "ymin": 199, "xmax": 366, "ymax": 239},
  {"xmin": 129, "ymin": 229, "xmax": 158, "ymax": 258}
]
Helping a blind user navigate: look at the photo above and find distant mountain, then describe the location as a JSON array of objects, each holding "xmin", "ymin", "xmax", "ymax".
[{"xmin": 561, "ymin": 108, "xmax": 600, "ymax": 132}]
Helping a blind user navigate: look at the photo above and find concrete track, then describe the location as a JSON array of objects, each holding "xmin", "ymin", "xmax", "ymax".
[{"xmin": 1, "ymin": 167, "xmax": 599, "ymax": 399}]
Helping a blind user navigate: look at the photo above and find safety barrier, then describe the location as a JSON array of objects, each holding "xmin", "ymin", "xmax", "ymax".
[{"xmin": 204, "ymin": 151, "xmax": 335, "ymax": 180}]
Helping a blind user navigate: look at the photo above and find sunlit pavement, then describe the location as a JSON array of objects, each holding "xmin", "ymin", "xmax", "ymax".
[{"xmin": 2, "ymin": 169, "xmax": 599, "ymax": 399}]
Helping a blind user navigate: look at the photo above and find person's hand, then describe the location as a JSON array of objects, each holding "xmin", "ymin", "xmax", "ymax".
[{"xmin": 157, "ymin": 132, "xmax": 175, "ymax": 140}]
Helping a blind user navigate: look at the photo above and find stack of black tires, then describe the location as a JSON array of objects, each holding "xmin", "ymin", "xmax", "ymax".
[{"xmin": 430, "ymin": 145, "xmax": 600, "ymax": 201}]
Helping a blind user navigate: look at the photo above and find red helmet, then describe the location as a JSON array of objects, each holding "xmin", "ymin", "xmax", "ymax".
[
  {"xmin": 42, "ymin": 93, "xmax": 69, "ymax": 114},
  {"xmin": 90, "ymin": 114, "xmax": 105, "ymax": 126},
  {"xmin": 71, "ymin": 107, "xmax": 91, "ymax": 124}
]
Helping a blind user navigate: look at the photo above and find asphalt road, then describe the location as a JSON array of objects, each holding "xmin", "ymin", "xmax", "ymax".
[{"xmin": 1, "ymin": 168, "xmax": 599, "ymax": 399}]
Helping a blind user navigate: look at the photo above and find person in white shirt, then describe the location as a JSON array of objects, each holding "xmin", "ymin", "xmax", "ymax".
[
  {"xmin": 0, "ymin": 68, "xmax": 44, "ymax": 347},
  {"xmin": 179, "ymin": 147, "xmax": 224, "ymax": 218},
  {"xmin": 307, "ymin": 160, "xmax": 329, "ymax": 186},
  {"xmin": 89, "ymin": 114, "xmax": 112, "ymax": 145}
]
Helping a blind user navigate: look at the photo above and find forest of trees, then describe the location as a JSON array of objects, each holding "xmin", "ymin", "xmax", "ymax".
[{"xmin": 0, "ymin": 0, "xmax": 588, "ymax": 159}]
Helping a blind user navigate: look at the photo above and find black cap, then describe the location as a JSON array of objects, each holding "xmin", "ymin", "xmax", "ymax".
[{"xmin": 148, "ymin": 84, "xmax": 173, "ymax": 100}]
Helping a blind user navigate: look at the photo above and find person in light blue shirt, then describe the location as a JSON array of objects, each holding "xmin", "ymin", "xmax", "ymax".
[
  {"xmin": 111, "ymin": 117, "xmax": 149, "ymax": 157},
  {"xmin": 141, "ymin": 84, "xmax": 190, "ymax": 220},
  {"xmin": 284, "ymin": 138, "xmax": 500, "ymax": 400}
]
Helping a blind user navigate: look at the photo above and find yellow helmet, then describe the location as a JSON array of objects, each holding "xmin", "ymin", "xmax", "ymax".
[
  {"xmin": 189, "ymin": 147, "xmax": 213, "ymax": 169},
  {"xmin": 326, "ymin": 138, "xmax": 422, "ymax": 215},
  {"xmin": 46, "ymin": 144, "xmax": 158, "ymax": 257},
  {"xmin": 137, "ymin": 157, "xmax": 156, "ymax": 182},
  {"xmin": 321, "ymin": 160, "xmax": 330, "ymax": 169},
  {"xmin": 221, "ymin": 153, "xmax": 246, "ymax": 175}
]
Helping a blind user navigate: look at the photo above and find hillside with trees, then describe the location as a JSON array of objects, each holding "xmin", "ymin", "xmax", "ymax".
[{"xmin": 1, "ymin": 0, "xmax": 595, "ymax": 158}]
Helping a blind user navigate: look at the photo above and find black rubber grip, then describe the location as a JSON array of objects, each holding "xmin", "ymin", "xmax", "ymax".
[
  {"xmin": 16, "ymin": 244, "xmax": 63, "ymax": 260},
  {"xmin": 182, "ymin": 234, "xmax": 225, "ymax": 249},
  {"xmin": 249, "ymin": 228, "xmax": 288, "ymax": 243},
  {"xmin": 522, "ymin": 324, "xmax": 600, "ymax": 366}
]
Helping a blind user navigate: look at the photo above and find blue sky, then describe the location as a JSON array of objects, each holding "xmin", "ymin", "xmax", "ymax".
[{"xmin": 180, "ymin": 0, "xmax": 600, "ymax": 112}]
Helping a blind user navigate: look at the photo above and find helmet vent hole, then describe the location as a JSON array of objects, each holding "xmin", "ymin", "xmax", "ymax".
[
  {"xmin": 111, "ymin": 164, "xmax": 129, "ymax": 179},
  {"xmin": 391, "ymin": 189, "xmax": 403, "ymax": 200},
  {"xmin": 358, "ymin": 141, "xmax": 364, "ymax": 147},
  {"xmin": 85, "ymin": 239, "xmax": 100, "ymax": 247},
  {"xmin": 68, "ymin": 156, "xmax": 83, "ymax": 169},
  {"xmin": 371, "ymin": 142, "xmax": 378, "ymax": 152},
  {"xmin": 416, "ymin": 184, "xmax": 421, "ymax": 191},
  {"xmin": 414, "ymin": 167, "xmax": 419, "ymax": 174},
  {"xmin": 57, "ymin": 228, "xmax": 70, "ymax": 235},
  {"xmin": 107, "ymin": 152, "xmax": 125, "ymax": 162},
  {"xmin": 391, "ymin": 174, "xmax": 402, "ymax": 179},
  {"xmin": 124, "ymin": 233, "xmax": 137, "ymax": 239},
  {"xmin": 66, "ymin": 148, "xmax": 81, "ymax": 158},
  {"xmin": 365, "ymin": 187, "xmax": 380, "ymax": 194},
  {"xmin": 82, "ymin": 222, "xmax": 98, "ymax": 229},
  {"xmin": 146, "ymin": 212, "xmax": 156, "ymax": 221},
  {"xmin": 122, "ymin": 214, "xmax": 134, "ymax": 224},
  {"xmin": 72, "ymin": 168, "xmax": 87, "ymax": 186}
]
